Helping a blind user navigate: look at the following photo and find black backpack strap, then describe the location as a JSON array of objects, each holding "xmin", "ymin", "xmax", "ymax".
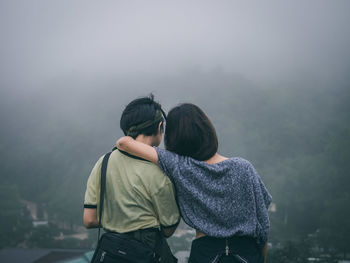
[{"xmin": 97, "ymin": 148, "xmax": 116, "ymax": 240}]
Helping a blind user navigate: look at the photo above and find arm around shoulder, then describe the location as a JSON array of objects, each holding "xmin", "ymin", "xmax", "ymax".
[{"xmin": 116, "ymin": 136, "xmax": 159, "ymax": 164}]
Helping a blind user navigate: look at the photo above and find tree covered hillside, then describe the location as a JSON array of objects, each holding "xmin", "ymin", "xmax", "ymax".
[{"xmin": 0, "ymin": 71, "xmax": 349, "ymax": 258}]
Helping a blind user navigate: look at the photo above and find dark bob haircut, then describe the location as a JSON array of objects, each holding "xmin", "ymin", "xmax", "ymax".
[
  {"xmin": 164, "ymin": 103, "xmax": 218, "ymax": 161},
  {"xmin": 120, "ymin": 94, "xmax": 166, "ymax": 139}
]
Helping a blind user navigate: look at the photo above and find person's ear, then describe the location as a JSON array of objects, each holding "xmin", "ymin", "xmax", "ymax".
[{"xmin": 158, "ymin": 122, "xmax": 163, "ymax": 134}]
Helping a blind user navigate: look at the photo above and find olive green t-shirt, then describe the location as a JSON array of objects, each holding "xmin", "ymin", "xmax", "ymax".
[{"xmin": 84, "ymin": 149, "xmax": 180, "ymax": 232}]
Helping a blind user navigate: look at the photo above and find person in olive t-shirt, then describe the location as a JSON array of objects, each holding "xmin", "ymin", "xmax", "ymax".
[{"xmin": 83, "ymin": 95, "xmax": 180, "ymax": 262}]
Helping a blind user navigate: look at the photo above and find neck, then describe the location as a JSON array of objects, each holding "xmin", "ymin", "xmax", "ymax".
[
  {"xmin": 135, "ymin": 134, "xmax": 155, "ymax": 146},
  {"xmin": 205, "ymin": 153, "xmax": 228, "ymax": 164}
]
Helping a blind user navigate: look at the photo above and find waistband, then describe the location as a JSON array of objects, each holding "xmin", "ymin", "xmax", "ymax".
[
  {"xmin": 105, "ymin": 227, "xmax": 160, "ymax": 241},
  {"xmin": 193, "ymin": 235, "xmax": 259, "ymax": 250}
]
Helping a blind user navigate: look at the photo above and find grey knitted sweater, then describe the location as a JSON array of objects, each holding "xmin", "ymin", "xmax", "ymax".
[{"xmin": 155, "ymin": 147, "xmax": 272, "ymax": 247}]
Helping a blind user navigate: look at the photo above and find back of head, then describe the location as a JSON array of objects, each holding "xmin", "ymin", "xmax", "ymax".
[
  {"xmin": 120, "ymin": 94, "xmax": 165, "ymax": 139},
  {"xmin": 164, "ymin": 103, "xmax": 218, "ymax": 161}
]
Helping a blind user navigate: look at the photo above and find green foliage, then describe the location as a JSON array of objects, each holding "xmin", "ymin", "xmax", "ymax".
[
  {"xmin": 317, "ymin": 192, "xmax": 350, "ymax": 258},
  {"xmin": 268, "ymin": 240, "xmax": 314, "ymax": 263},
  {"xmin": 0, "ymin": 185, "xmax": 32, "ymax": 248},
  {"xmin": 27, "ymin": 225, "xmax": 58, "ymax": 248},
  {"xmin": 268, "ymin": 239, "xmax": 341, "ymax": 263}
]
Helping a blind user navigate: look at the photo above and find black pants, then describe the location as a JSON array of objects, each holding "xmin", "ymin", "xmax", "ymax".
[
  {"xmin": 188, "ymin": 236, "xmax": 264, "ymax": 263},
  {"xmin": 122, "ymin": 228, "xmax": 177, "ymax": 263}
]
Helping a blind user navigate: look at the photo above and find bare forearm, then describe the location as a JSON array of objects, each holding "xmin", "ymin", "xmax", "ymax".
[
  {"xmin": 262, "ymin": 242, "xmax": 268, "ymax": 263},
  {"xmin": 117, "ymin": 136, "xmax": 135, "ymax": 152},
  {"xmin": 117, "ymin": 136, "xmax": 159, "ymax": 164}
]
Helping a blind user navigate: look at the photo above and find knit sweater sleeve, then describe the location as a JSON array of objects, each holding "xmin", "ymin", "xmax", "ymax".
[
  {"xmin": 247, "ymin": 161, "xmax": 272, "ymax": 247},
  {"xmin": 154, "ymin": 147, "xmax": 182, "ymax": 182}
]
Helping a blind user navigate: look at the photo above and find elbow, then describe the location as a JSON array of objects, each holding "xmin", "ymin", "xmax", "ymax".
[
  {"xmin": 162, "ymin": 232, "xmax": 174, "ymax": 238},
  {"xmin": 83, "ymin": 208, "xmax": 98, "ymax": 228},
  {"xmin": 116, "ymin": 137, "xmax": 130, "ymax": 151},
  {"xmin": 161, "ymin": 226, "xmax": 177, "ymax": 238},
  {"xmin": 83, "ymin": 216, "xmax": 98, "ymax": 229},
  {"xmin": 83, "ymin": 218, "xmax": 97, "ymax": 229},
  {"xmin": 83, "ymin": 218, "xmax": 91, "ymax": 228},
  {"xmin": 116, "ymin": 141, "xmax": 124, "ymax": 150}
]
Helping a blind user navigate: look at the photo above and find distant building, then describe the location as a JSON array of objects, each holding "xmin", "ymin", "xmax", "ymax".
[{"xmin": 22, "ymin": 200, "xmax": 49, "ymax": 227}]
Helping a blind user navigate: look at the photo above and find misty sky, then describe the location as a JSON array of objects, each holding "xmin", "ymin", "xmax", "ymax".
[{"xmin": 1, "ymin": 0, "xmax": 350, "ymax": 95}]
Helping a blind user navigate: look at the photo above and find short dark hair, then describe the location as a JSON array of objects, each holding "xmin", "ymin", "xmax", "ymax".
[
  {"xmin": 164, "ymin": 103, "xmax": 218, "ymax": 161},
  {"xmin": 120, "ymin": 94, "xmax": 165, "ymax": 139}
]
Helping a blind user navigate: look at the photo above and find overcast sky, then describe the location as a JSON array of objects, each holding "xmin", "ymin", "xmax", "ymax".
[{"xmin": 1, "ymin": 0, "xmax": 350, "ymax": 95}]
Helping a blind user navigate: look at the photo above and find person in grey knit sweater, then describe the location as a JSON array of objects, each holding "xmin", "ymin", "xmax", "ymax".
[{"xmin": 117, "ymin": 103, "xmax": 272, "ymax": 263}]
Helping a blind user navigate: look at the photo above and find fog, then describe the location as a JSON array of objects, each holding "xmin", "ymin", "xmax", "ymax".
[
  {"xmin": 1, "ymin": 0, "xmax": 349, "ymax": 143},
  {"xmin": 1, "ymin": 0, "xmax": 349, "ymax": 260},
  {"xmin": 1, "ymin": 1, "xmax": 350, "ymax": 88}
]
